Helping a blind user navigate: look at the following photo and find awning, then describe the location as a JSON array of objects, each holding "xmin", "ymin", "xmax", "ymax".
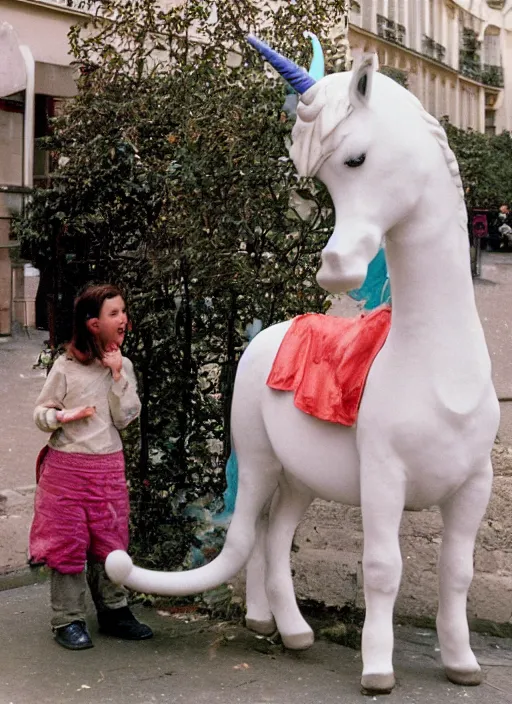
[{"xmin": 35, "ymin": 62, "xmax": 77, "ymax": 98}]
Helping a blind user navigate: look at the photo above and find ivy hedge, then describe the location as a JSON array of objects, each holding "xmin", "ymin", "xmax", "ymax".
[{"xmin": 16, "ymin": 0, "xmax": 347, "ymax": 569}]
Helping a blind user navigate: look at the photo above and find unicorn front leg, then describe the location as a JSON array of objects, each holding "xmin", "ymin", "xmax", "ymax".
[
  {"xmin": 359, "ymin": 459, "xmax": 405, "ymax": 695},
  {"xmin": 437, "ymin": 465, "xmax": 493, "ymax": 686}
]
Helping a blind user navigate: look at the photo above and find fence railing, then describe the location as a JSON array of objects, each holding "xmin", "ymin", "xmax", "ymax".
[
  {"xmin": 36, "ymin": 0, "xmax": 103, "ymax": 14},
  {"xmin": 376, "ymin": 15, "xmax": 406, "ymax": 46}
]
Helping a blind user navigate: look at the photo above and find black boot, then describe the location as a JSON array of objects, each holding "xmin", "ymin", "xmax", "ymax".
[
  {"xmin": 54, "ymin": 621, "xmax": 94, "ymax": 650},
  {"xmin": 98, "ymin": 606, "xmax": 153, "ymax": 640}
]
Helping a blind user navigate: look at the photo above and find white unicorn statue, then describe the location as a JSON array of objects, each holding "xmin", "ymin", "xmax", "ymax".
[{"xmin": 106, "ymin": 36, "xmax": 499, "ymax": 695}]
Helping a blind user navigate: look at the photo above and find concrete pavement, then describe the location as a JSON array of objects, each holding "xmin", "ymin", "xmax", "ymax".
[
  {"xmin": 476, "ymin": 252, "xmax": 512, "ymax": 443},
  {"xmin": 1, "ymin": 581, "xmax": 512, "ymax": 704},
  {"xmin": 0, "ymin": 328, "xmax": 48, "ymax": 576},
  {"xmin": 0, "ymin": 328, "xmax": 48, "ymax": 491},
  {"xmin": 476, "ymin": 252, "xmax": 512, "ymax": 399}
]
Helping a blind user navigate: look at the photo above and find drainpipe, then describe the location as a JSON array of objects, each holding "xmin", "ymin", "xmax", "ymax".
[{"xmin": 19, "ymin": 45, "xmax": 34, "ymax": 190}]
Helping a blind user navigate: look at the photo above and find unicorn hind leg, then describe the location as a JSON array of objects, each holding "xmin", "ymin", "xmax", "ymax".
[
  {"xmin": 265, "ymin": 474, "xmax": 314, "ymax": 649},
  {"xmin": 245, "ymin": 493, "xmax": 278, "ymax": 636},
  {"xmin": 229, "ymin": 394, "xmax": 283, "ymax": 616}
]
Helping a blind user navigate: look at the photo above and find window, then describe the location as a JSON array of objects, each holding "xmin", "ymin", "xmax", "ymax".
[
  {"xmin": 33, "ymin": 96, "xmax": 54, "ymax": 187},
  {"xmin": 33, "ymin": 96, "xmax": 66, "ymax": 188},
  {"xmin": 361, "ymin": 0, "xmax": 374, "ymax": 32},
  {"xmin": 396, "ymin": 0, "xmax": 407, "ymax": 45},
  {"xmin": 376, "ymin": 0, "xmax": 406, "ymax": 45},
  {"xmin": 449, "ymin": 83, "xmax": 457, "ymax": 124},
  {"xmin": 350, "ymin": 1, "xmax": 362, "ymax": 28},
  {"xmin": 428, "ymin": 73, "xmax": 437, "ymax": 115},
  {"xmin": 408, "ymin": 1, "xmax": 418, "ymax": 51},
  {"xmin": 461, "ymin": 87, "xmax": 477, "ymax": 130},
  {"xmin": 439, "ymin": 79, "xmax": 447, "ymax": 117},
  {"xmin": 483, "ymin": 27, "xmax": 501, "ymax": 67},
  {"xmin": 397, "ymin": 0, "xmax": 406, "ymax": 25},
  {"xmin": 485, "ymin": 108, "xmax": 496, "ymax": 135},
  {"xmin": 428, "ymin": 0, "xmax": 435, "ymax": 40}
]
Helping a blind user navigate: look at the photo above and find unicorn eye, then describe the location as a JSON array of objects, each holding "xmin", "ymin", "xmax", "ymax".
[{"xmin": 345, "ymin": 153, "xmax": 366, "ymax": 168}]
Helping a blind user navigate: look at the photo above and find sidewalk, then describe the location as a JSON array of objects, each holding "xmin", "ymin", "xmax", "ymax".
[
  {"xmin": 0, "ymin": 328, "xmax": 49, "ymax": 490},
  {"xmin": 1, "ymin": 581, "xmax": 512, "ymax": 704},
  {"xmin": 0, "ymin": 328, "xmax": 48, "ymax": 576}
]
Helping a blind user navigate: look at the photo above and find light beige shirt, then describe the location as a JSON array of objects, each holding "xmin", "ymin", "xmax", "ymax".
[{"xmin": 34, "ymin": 353, "xmax": 141, "ymax": 455}]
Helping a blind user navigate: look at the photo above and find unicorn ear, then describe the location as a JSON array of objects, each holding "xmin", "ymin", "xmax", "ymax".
[{"xmin": 349, "ymin": 52, "xmax": 375, "ymax": 109}]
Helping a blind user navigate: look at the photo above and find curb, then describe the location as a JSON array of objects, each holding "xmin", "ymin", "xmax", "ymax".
[
  {"xmin": 0, "ymin": 484, "xmax": 40, "ymax": 590},
  {"xmin": 0, "ymin": 485, "xmax": 36, "ymax": 515},
  {"xmin": 0, "ymin": 565, "xmax": 49, "ymax": 592}
]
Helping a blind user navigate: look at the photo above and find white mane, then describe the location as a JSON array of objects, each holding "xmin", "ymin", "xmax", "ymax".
[
  {"xmin": 290, "ymin": 79, "xmax": 352, "ymax": 178},
  {"xmin": 290, "ymin": 73, "xmax": 467, "ymax": 230}
]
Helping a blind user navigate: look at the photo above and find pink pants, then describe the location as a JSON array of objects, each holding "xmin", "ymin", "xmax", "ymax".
[{"xmin": 29, "ymin": 447, "xmax": 129, "ymax": 574}]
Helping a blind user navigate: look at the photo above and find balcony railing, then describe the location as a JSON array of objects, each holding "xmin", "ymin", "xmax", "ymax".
[
  {"xmin": 421, "ymin": 35, "xmax": 446, "ymax": 63},
  {"xmin": 481, "ymin": 64, "xmax": 504, "ymax": 88},
  {"xmin": 459, "ymin": 52, "xmax": 481, "ymax": 82},
  {"xmin": 458, "ymin": 27, "xmax": 483, "ymax": 82},
  {"xmin": 36, "ymin": 0, "xmax": 103, "ymax": 13},
  {"xmin": 376, "ymin": 15, "xmax": 406, "ymax": 46}
]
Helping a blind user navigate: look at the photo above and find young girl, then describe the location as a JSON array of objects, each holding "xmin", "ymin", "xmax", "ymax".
[{"xmin": 30, "ymin": 283, "xmax": 153, "ymax": 650}]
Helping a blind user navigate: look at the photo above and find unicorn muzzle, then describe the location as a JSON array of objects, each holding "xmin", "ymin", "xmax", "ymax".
[
  {"xmin": 317, "ymin": 223, "xmax": 383, "ymax": 294},
  {"xmin": 317, "ymin": 250, "xmax": 368, "ymax": 294}
]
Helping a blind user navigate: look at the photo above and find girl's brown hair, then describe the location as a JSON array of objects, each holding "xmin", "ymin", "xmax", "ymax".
[{"xmin": 68, "ymin": 283, "xmax": 125, "ymax": 364}]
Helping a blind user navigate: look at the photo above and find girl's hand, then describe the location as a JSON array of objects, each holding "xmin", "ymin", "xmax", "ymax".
[
  {"xmin": 56, "ymin": 406, "xmax": 96, "ymax": 424},
  {"xmin": 102, "ymin": 343, "xmax": 123, "ymax": 382}
]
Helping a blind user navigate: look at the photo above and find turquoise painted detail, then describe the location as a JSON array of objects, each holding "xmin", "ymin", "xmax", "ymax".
[
  {"xmin": 305, "ymin": 31, "xmax": 325, "ymax": 81},
  {"xmin": 347, "ymin": 247, "xmax": 391, "ymax": 310},
  {"xmin": 211, "ymin": 451, "xmax": 239, "ymax": 526}
]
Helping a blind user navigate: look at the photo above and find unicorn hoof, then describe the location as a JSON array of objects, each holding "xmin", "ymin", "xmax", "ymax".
[
  {"xmin": 282, "ymin": 630, "xmax": 315, "ymax": 650},
  {"xmin": 360, "ymin": 673, "xmax": 395, "ymax": 695},
  {"xmin": 245, "ymin": 617, "xmax": 277, "ymax": 636},
  {"xmin": 445, "ymin": 667, "xmax": 483, "ymax": 687}
]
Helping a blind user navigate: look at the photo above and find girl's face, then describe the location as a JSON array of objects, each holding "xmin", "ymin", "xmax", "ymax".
[{"xmin": 97, "ymin": 295, "xmax": 128, "ymax": 349}]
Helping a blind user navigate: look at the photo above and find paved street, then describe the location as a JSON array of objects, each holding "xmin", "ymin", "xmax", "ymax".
[
  {"xmin": 476, "ymin": 252, "xmax": 512, "ymax": 400},
  {"xmin": 0, "ymin": 328, "xmax": 48, "ymax": 491},
  {"xmin": 1, "ymin": 581, "xmax": 512, "ymax": 704}
]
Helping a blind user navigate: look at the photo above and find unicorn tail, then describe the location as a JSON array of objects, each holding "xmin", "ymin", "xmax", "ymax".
[{"xmin": 105, "ymin": 452, "xmax": 262, "ymax": 597}]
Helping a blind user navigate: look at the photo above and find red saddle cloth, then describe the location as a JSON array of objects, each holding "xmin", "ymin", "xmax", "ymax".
[{"xmin": 266, "ymin": 306, "xmax": 391, "ymax": 426}]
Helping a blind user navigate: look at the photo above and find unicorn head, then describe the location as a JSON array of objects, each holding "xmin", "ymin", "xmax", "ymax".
[{"xmin": 248, "ymin": 37, "xmax": 454, "ymax": 294}]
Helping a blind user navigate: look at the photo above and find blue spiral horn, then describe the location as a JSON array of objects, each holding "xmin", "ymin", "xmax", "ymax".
[{"xmin": 247, "ymin": 34, "xmax": 316, "ymax": 94}]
